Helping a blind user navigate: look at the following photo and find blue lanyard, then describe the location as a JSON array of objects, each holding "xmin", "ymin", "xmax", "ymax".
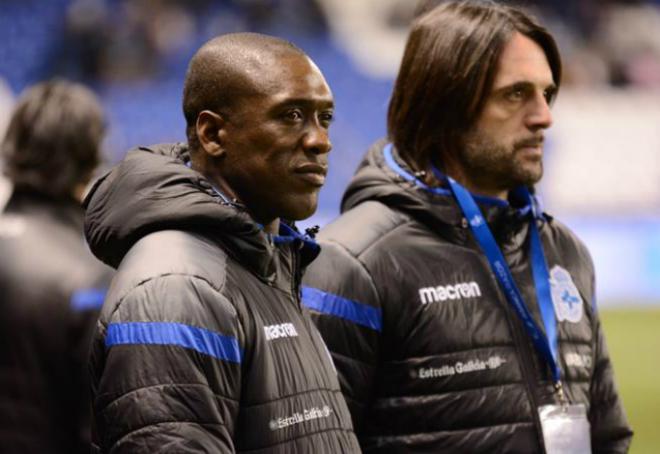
[{"xmin": 445, "ymin": 177, "xmax": 561, "ymax": 384}]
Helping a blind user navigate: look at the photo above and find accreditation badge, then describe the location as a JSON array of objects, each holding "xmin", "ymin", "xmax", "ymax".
[{"xmin": 538, "ymin": 404, "xmax": 591, "ymax": 454}]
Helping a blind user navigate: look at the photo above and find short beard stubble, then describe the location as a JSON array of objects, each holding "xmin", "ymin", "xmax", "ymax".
[{"xmin": 458, "ymin": 130, "xmax": 544, "ymax": 193}]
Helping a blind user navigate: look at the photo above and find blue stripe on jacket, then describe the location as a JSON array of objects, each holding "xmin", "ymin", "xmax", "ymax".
[
  {"xmin": 106, "ymin": 321, "xmax": 242, "ymax": 363},
  {"xmin": 71, "ymin": 288, "xmax": 107, "ymax": 311},
  {"xmin": 302, "ymin": 286, "xmax": 382, "ymax": 332}
]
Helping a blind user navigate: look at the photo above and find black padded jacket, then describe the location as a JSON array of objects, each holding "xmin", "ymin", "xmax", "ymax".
[
  {"xmin": 302, "ymin": 141, "xmax": 632, "ymax": 453},
  {"xmin": 83, "ymin": 143, "xmax": 359, "ymax": 453},
  {"xmin": 0, "ymin": 188, "xmax": 112, "ymax": 453}
]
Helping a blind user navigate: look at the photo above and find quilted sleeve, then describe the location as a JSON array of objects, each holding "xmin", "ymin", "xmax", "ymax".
[
  {"xmin": 90, "ymin": 274, "xmax": 243, "ymax": 453},
  {"xmin": 302, "ymin": 239, "xmax": 382, "ymax": 434}
]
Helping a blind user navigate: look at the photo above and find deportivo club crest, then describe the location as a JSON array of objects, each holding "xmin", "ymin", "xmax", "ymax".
[{"xmin": 550, "ymin": 266, "xmax": 584, "ymax": 323}]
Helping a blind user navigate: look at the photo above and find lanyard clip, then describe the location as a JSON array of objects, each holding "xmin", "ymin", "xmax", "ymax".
[{"xmin": 554, "ymin": 381, "xmax": 569, "ymax": 410}]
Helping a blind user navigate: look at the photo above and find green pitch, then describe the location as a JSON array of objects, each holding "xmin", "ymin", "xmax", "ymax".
[{"xmin": 601, "ymin": 308, "xmax": 660, "ymax": 454}]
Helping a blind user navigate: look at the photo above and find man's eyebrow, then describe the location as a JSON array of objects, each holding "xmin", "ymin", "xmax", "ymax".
[
  {"xmin": 274, "ymin": 98, "xmax": 334, "ymax": 109},
  {"xmin": 492, "ymin": 80, "xmax": 557, "ymax": 93}
]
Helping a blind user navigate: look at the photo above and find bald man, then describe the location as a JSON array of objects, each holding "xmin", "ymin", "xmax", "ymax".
[{"xmin": 84, "ymin": 33, "xmax": 359, "ymax": 453}]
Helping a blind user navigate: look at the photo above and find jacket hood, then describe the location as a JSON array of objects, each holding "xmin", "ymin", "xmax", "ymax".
[
  {"xmin": 341, "ymin": 140, "xmax": 542, "ymax": 248},
  {"xmin": 84, "ymin": 143, "xmax": 318, "ymax": 277}
]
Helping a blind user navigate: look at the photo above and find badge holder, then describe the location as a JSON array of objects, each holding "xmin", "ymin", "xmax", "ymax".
[{"xmin": 538, "ymin": 384, "xmax": 591, "ymax": 454}]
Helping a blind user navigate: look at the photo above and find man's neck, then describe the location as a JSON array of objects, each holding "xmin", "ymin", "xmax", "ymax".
[
  {"xmin": 72, "ymin": 182, "xmax": 88, "ymax": 204},
  {"xmin": 262, "ymin": 218, "xmax": 280, "ymax": 235},
  {"xmin": 441, "ymin": 159, "xmax": 508, "ymax": 201},
  {"xmin": 201, "ymin": 171, "xmax": 280, "ymax": 235},
  {"xmin": 451, "ymin": 175, "xmax": 508, "ymax": 201}
]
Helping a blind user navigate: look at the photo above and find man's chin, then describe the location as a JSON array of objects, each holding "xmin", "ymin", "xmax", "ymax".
[
  {"xmin": 282, "ymin": 197, "xmax": 319, "ymax": 222},
  {"xmin": 513, "ymin": 161, "xmax": 543, "ymax": 187},
  {"xmin": 517, "ymin": 173, "xmax": 543, "ymax": 188}
]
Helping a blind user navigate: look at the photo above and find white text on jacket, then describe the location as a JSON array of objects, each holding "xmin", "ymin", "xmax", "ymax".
[
  {"xmin": 264, "ymin": 323, "xmax": 299, "ymax": 341},
  {"xmin": 418, "ymin": 281, "xmax": 482, "ymax": 304}
]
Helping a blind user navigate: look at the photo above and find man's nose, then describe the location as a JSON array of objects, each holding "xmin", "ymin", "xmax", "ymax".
[
  {"xmin": 526, "ymin": 93, "xmax": 553, "ymax": 130},
  {"xmin": 302, "ymin": 123, "xmax": 332, "ymax": 155}
]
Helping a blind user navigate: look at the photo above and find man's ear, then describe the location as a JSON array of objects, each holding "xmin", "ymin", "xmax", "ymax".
[{"xmin": 196, "ymin": 110, "xmax": 227, "ymax": 158}]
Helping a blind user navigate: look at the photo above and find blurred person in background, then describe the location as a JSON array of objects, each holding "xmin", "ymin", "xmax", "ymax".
[
  {"xmin": 0, "ymin": 80, "xmax": 113, "ymax": 453},
  {"xmin": 0, "ymin": 77, "xmax": 15, "ymax": 212},
  {"xmin": 303, "ymin": 1, "xmax": 633, "ymax": 452},
  {"xmin": 83, "ymin": 33, "xmax": 359, "ymax": 452}
]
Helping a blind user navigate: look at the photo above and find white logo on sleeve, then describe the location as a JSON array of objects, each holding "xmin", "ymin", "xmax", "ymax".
[
  {"xmin": 264, "ymin": 323, "xmax": 299, "ymax": 341},
  {"xmin": 418, "ymin": 281, "xmax": 481, "ymax": 305},
  {"xmin": 550, "ymin": 266, "xmax": 584, "ymax": 323}
]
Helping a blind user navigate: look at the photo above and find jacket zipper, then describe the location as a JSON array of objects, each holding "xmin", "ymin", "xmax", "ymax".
[
  {"xmin": 291, "ymin": 247, "xmax": 323, "ymax": 364},
  {"xmin": 290, "ymin": 243, "xmax": 302, "ymax": 311},
  {"xmin": 476, "ymin": 217, "xmax": 548, "ymax": 453},
  {"xmin": 289, "ymin": 242, "xmax": 336, "ymax": 379}
]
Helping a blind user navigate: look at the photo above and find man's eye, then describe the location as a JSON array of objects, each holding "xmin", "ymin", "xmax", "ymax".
[
  {"xmin": 506, "ymin": 88, "xmax": 525, "ymax": 101},
  {"xmin": 285, "ymin": 110, "xmax": 303, "ymax": 121},
  {"xmin": 319, "ymin": 111, "xmax": 334, "ymax": 125},
  {"xmin": 544, "ymin": 88, "xmax": 557, "ymax": 105}
]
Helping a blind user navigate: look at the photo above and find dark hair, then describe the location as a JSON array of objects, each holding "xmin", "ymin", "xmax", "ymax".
[
  {"xmin": 2, "ymin": 79, "xmax": 105, "ymax": 198},
  {"xmin": 387, "ymin": 0, "xmax": 561, "ymax": 172},
  {"xmin": 182, "ymin": 32, "xmax": 304, "ymax": 153}
]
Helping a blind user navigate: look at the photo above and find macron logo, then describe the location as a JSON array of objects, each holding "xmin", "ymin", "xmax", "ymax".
[
  {"xmin": 419, "ymin": 281, "xmax": 482, "ymax": 305},
  {"xmin": 264, "ymin": 323, "xmax": 299, "ymax": 341}
]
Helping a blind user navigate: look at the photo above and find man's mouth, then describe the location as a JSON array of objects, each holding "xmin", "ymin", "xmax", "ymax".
[
  {"xmin": 293, "ymin": 163, "xmax": 328, "ymax": 186},
  {"xmin": 515, "ymin": 136, "xmax": 544, "ymax": 150},
  {"xmin": 515, "ymin": 137, "xmax": 544, "ymax": 156}
]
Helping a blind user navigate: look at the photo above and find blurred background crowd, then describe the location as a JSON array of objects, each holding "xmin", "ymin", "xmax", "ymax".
[
  {"xmin": 0, "ymin": 0, "xmax": 658, "ymax": 451},
  {"xmin": 2, "ymin": 0, "xmax": 660, "ymax": 304}
]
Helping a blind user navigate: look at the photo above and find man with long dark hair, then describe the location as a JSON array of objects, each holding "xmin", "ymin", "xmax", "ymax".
[
  {"xmin": 0, "ymin": 80, "xmax": 112, "ymax": 453},
  {"xmin": 303, "ymin": 1, "xmax": 633, "ymax": 452}
]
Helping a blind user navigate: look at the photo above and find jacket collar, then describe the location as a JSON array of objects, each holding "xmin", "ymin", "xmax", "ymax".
[
  {"xmin": 84, "ymin": 143, "xmax": 319, "ymax": 280},
  {"xmin": 341, "ymin": 140, "xmax": 545, "ymax": 252}
]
